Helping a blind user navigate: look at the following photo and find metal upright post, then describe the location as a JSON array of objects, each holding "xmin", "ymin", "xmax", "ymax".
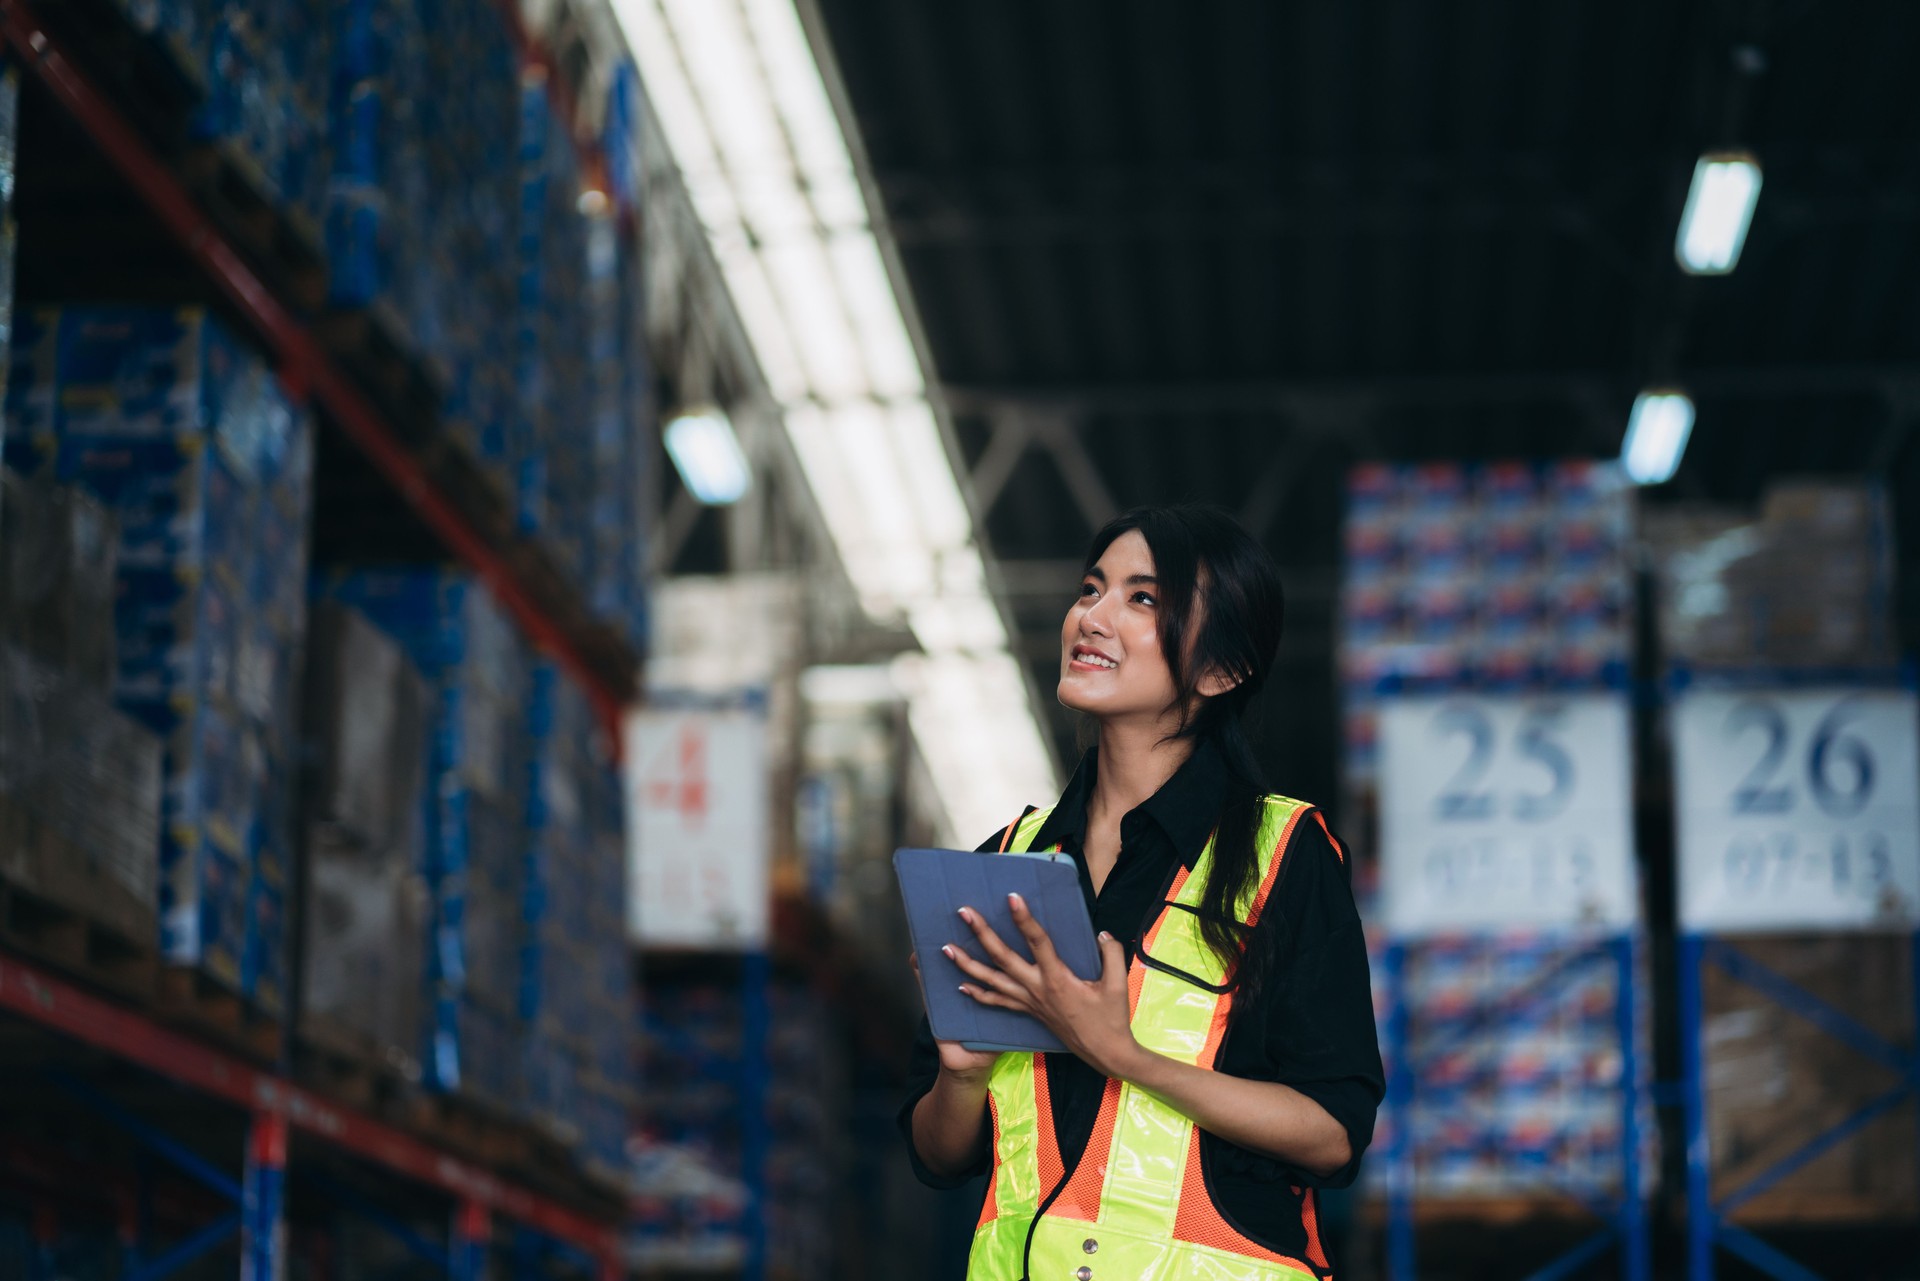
[
  {"xmin": 1678, "ymin": 933, "xmax": 1714, "ymax": 1281},
  {"xmin": 512, "ymin": 1224, "xmax": 542, "ymax": 1281},
  {"xmin": 116, "ymin": 1167, "xmax": 144, "ymax": 1280},
  {"xmin": 741, "ymin": 949, "xmax": 772, "ymax": 1281},
  {"xmin": 453, "ymin": 1200, "xmax": 491, "ymax": 1281},
  {"xmin": 242, "ymin": 1111, "xmax": 289, "ymax": 1281},
  {"xmin": 1383, "ymin": 939, "xmax": 1415, "ymax": 1281},
  {"xmin": 1613, "ymin": 934, "xmax": 1650, "ymax": 1281},
  {"xmin": 29, "ymin": 1199, "xmax": 56, "ymax": 1281}
]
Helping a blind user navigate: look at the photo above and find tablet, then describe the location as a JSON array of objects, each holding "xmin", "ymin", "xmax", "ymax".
[{"xmin": 893, "ymin": 845, "xmax": 1102, "ymax": 1054}]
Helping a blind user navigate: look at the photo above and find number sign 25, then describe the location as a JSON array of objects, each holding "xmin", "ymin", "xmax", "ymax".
[
  {"xmin": 1379, "ymin": 693, "xmax": 1637, "ymax": 935},
  {"xmin": 1674, "ymin": 687, "xmax": 1920, "ymax": 932}
]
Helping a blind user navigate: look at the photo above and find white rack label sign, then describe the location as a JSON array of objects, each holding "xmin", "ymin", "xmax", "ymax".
[
  {"xmin": 626, "ymin": 703, "xmax": 771, "ymax": 949},
  {"xmin": 1380, "ymin": 692, "xmax": 1638, "ymax": 934},
  {"xmin": 1675, "ymin": 687, "xmax": 1920, "ymax": 932}
]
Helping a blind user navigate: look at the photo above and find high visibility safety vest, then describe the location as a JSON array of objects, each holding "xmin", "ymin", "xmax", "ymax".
[{"xmin": 969, "ymin": 796, "xmax": 1333, "ymax": 1281}]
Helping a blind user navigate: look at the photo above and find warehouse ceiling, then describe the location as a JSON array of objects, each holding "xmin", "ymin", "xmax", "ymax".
[{"xmin": 805, "ymin": 0, "xmax": 1920, "ymax": 811}]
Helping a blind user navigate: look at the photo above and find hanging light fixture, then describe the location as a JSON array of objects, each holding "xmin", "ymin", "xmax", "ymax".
[{"xmin": 1675, "ymin": 151, "xmax": 1763, "ymax": 275}]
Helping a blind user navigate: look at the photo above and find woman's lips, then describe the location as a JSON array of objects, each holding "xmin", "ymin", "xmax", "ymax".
[{"xmin": 1068, "ymin": 646, "xmax": 1117, "ymax": 671}]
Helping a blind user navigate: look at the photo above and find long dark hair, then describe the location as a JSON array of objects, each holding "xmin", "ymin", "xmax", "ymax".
[{"xmin": 1082, "ymin": 504, "xmax": 1286, "ymax": 984}]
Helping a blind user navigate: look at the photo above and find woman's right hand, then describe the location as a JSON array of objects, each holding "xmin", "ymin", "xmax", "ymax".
[
  {"xmin": 910, "ymin": 952, "xmax": 1001, "ymax": 1077},
  {"xmin": 935, "ymin": 1038, "xmax": 1001, "ymax": 1076}
]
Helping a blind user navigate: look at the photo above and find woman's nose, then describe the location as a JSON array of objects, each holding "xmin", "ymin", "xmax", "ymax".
[{"xmin": 1079, "ymin": 596, "xmax": 1115, "ymax": 635}]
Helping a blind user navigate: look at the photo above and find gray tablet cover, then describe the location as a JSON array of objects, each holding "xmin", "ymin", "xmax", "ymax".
[{"xmin": 893, "ymin": 845, "xmax": 1102, "ymax": 1053}]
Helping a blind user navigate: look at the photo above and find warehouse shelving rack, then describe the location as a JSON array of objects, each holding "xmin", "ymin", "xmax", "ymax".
[
  {"xmin": 1661, "ymin": 667, "xmax": 1920, "ymax": 1279},
  {"xmin": 0, "ymin": 0, "xmax": 647, "ymax": 1276},
  {"xmin": 1676, "ymin": 929, "xmax": 1920, "ymax": 1281},
  {"xmin": 1378, "ymin": 933, "xmax": 1652, "ymax": 1281},
  {"xmin": 0, "ymin": 0, "xmax": 641, "ymax": 746},
  {"xmin": 0, "ymin": 954, "xmax": 621, "ymax": 1278}
]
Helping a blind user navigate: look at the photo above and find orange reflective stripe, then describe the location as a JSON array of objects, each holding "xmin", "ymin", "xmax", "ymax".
[
  {"xmin": 1170, "ymin": 1126, "xmax": 1317, "ymax": 1271},
  {"xmin": 996, "ymin": 818, "xmax": 1020, "ymax": 853},
  {"xmin": 1247, "ymin": 802, "xmax": 1307, "ymax": 925},
  {"xmin": 1298, "ymin": 1186, "xmax": 1330, "ymax": 1272},
  {"xmin": 1196, "ymin": 988, "xmax": 1236, "ymax": 1071},
  {"xmin": 978, "ymin": 1093, "xmax": 1001, "ymax": 1227},
  {"xmin": 1032, "ymin": 1056, "xmax": 1064, "ymax": 1195},
  {"xmin": 1311, "ymin": 808, "xmax": 1346, "ymax": 864},
  {"xmin": 1050, "ymin": 1076, "xmax": 1121, "ymax": 1221},
  {"xmin": 1164, "ymin": 864, "xmax": 1193, "ymax": 903}
]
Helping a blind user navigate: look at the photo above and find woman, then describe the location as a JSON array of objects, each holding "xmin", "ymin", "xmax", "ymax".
[{"xmin": 900, "ymin": 505, "xmax": 1383, "ymax": 1280}]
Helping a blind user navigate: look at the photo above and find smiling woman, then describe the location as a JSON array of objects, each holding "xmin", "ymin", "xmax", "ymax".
[{"xmin": 900, "ymin": 505, "xmax": 1385, "ymax": 1281}]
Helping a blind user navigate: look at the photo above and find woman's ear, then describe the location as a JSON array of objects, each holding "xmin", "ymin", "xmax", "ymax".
[{"xmin": 1196, "ymin": 665, "xmax": 1244, "ymax": 699}]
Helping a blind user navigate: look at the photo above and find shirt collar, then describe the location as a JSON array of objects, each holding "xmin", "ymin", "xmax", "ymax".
[{"xmin": 1032, "ymin": 735, "xmax": 1233, "ymax": 870}]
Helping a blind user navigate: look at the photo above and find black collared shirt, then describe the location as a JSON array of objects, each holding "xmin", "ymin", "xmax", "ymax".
[{"xmin": 897, "ymin": 737, "xmax": 1384, "ymax": 1267}]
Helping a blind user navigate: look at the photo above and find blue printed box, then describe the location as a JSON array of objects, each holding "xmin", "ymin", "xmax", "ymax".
[
  {"xmin": 52, "ymin": 306, "xmax": 250, "ymax": 437},
  {"xmin": 53, "ymin": 433, "xmax": 253, "ymax": 571},
  {"xmin": 111, "ymin": 564, "xmax": 244, "ymax": 707},
  {"xmin": 2, "ymin": 307, "xmax": 59, "ymax": 475}
]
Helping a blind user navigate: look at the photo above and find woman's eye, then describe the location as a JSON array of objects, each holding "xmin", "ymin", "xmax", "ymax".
[
  {"xmin": 1130, "ymin": 591, "xmax": 1156, "ymax": 606},
  {"xmin": 1079, "ymin": 582, "xmax": 1098, "ymax": 598}
]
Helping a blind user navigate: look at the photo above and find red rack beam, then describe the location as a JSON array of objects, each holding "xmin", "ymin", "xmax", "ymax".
[
  {"xmin": 0, "ymin": 956, "xmax": 621, "ymax": 1257},
  {"xmin": 0, "ymin": 0, "xmax": 631, "ymax": 746}
]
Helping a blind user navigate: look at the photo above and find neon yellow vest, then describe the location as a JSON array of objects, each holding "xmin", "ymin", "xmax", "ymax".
[{"xmin": 967, "ymin": 797, "xmax": 1331, "ymax": 1281}]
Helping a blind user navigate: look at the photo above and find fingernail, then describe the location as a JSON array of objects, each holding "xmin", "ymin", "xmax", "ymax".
[
  {"xmin": 1099, "ymin": 931, "xmax": 1112, "ymax": 942},
  {"xmin": 956, "ymin": 907, "xmax": 970, "ymax": 922},
  {"xmin": 940, "ymin": 945, "xmax": 954, "ymax": 959},
  {"xmin": 957, "ymin": 985, "xmax": 969, "ymax": 995},
  {"xmin": 1008, "ymin": 892, "xmax": 1024, "ymax": 907}
]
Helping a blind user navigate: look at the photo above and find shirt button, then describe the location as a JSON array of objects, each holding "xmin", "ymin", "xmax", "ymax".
[
  {"xmin": 1075, "ymin": 1268, "xmax": 1093, "ymax": 1281},
  {"xmin": 1082, "ymin": 1239, "xmax": 1099, "ymax": 1254}
]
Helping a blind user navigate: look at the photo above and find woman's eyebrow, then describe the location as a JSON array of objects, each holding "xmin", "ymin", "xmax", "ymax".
[{"xmin": 1084, "ymin": 567, "xmax": 1156, "ymax": 586}]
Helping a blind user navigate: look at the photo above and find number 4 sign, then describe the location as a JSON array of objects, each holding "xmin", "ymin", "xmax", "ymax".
[{"xmin": 1674, "ymin": 686, "xmax": 1920, "ymax": 932}]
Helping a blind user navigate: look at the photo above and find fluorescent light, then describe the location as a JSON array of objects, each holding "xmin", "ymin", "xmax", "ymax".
[
  {"xmin": 894, "ymin": 653, "xmax": 1057, "ymax": 844},
  {"xmin": 1676, "ymin": 152, "xmax": 1762, "ymax": 275},
  {"xmin": 886, "ymin": 400, "xmax": 971, "ymax": 550},
  {"xmin": 1621, "ymin": 391, "xmax": 1695, "ymax": 485},
  {"xmin": 830, "ymin": 235, "xmax": 925, "ymax": 398},
  {"xmin": 614, "ymin": 0, "xmax": 1063, "ymax": 831},
  {"xmin": 665, "ymin": 407, "xmax": 753, "ymax": 504}
]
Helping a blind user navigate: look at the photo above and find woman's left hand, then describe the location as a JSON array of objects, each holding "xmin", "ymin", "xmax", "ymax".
[{"xmin": 945, "ymin": 894, "xmax": 1142, "ymax": 1080}]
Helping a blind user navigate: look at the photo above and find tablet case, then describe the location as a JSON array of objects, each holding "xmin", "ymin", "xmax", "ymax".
[{"xmin": 893, "ymin": 845, "xmax": 1102, "ymax": 1053}]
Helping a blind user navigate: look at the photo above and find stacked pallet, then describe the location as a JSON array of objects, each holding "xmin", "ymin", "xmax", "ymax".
[
  {"xmin": 0, "ymin": 474, "xmax": 163, "ymax": 994},
  {"xmin": 522, "ymin": 660, "xmax": 636, "ymax": 1176},
  {"xmin": 298, "ymin": 601, "xmax": 433, "ymax": 1083},
  {"xmin": 4, "ymin": 306, "xmax": 312, "ymax": 1033},
  {"xmin": 514, "ymin": 66, "xmax": 649, "ymax": 641},
  {"xmin": 318, "ymin": 568, "xmax": 533, "ymax": 1112}
]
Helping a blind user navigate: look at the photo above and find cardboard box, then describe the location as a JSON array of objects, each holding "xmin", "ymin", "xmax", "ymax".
[
  {"xmin": 304, "ymin": 601, "xmax": 431, "ymax": 855},
  {"xmin": 0, "ymin": 473, "xmax": 119, "ymax": 687},
  {"xmin": 1702, "ymin": 933, "xmax": 1917, "ymax": 1221},
  {"xmin": 0, "ymin": 645, "xmax": 162, "ymax": 943},
  {"xmin": 300, "ymin": 825, "xmax": 428, "ymax": 1076}
]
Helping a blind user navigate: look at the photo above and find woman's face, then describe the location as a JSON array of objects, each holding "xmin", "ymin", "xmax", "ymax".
[{"xmin": 1058, "ymin": 530, "xmax": 1180, "ymax": 722}]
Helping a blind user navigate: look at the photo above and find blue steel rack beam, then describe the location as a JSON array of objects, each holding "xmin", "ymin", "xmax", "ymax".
[
  {"xmin": 0, "ymin": 956, "xmax": 623, "ymax": 1278},
  {"xmin": 1678, "ymin": 930, "xmax": 1920, "ymax": 1281}
]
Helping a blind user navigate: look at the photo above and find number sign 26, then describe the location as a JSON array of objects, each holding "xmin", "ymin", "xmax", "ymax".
[
  {"xmin": 1379, "ymin": 693, "xmax": 1638, "ymax": 935},
  {"xmin": 1674, "ymin": 687, "xmax": 1920, "ymax": 932}
]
